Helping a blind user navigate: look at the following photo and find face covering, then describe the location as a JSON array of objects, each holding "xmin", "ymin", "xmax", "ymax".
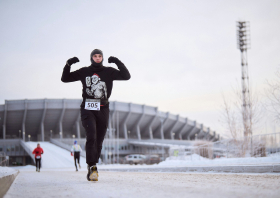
[{"xmin": 90, "ymin": 49, "xmax": 103, "ymax": 66}]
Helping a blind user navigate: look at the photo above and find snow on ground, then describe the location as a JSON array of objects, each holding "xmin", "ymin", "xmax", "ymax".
[
  {"xmin": 21, "ymin": 141, "xmax": 280, "ymax": 170},
  {"xmin": 3, "ymin": 143, "xmax": 280, "ymax": 197},
  {"xmin": 158, "ymin": 154, "xmax": 280, "ymax": 167},
  {"xmin": 4, "ymin": 170, "xmax": 280, "ymax": 198},
  {"xmin": 25, "ymin": 142, "xmax": 87, "ymax": 168},
  {"xmin": 0, "ymin": 167, "xmax": 18, "ymax": 178},
  {"xmin": 12, "ymin": 165, "xmax": 35, "ymax": 169}
]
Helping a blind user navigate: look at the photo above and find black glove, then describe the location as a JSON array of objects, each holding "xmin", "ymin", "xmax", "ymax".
[
  {"xmin": 66, "ymin": 57, "xmax": 79, "ymax": 66},
  {"xmin": 108, "ymin": 56, "xmax": 120, "ymax": 64}
]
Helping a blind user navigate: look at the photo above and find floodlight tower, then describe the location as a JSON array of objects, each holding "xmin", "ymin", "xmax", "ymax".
[{"xmin": 236, "ymin": 21, "xmax": 251, "ymax": 137}]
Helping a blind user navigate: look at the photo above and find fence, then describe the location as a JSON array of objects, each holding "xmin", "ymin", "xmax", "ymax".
[{"xmin": 169, "ymin": 132, "xmax": 280, "ymax": 160}]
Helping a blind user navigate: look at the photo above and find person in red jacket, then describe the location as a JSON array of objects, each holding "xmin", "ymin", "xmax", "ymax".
[{"xmin": 32, "ymin": 143, "xmax": 44, "ymax": 172}]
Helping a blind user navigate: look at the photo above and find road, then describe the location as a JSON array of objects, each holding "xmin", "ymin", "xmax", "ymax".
[{"xmin": 5, "ymin": 169, "xmax": 280, "ymax": 198}]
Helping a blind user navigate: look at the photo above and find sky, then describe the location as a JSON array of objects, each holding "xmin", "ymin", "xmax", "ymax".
[{"xmin": 0, "ymin": 0, "xmax": 280, "ymax": 138}]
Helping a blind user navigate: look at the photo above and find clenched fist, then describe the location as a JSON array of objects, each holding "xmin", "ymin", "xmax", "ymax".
[
  {"xmin": 66, "ymin": 57, "xmax": 79, "ymax": 66},
  {"xmin": 108, "ymin": 56, "xmax": 120, "ymax": 64}
]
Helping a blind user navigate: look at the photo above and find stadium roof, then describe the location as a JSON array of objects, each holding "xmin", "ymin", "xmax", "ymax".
[{"xmin": 0, "ymin": 99, "xmax": 221, "ymax": 141}]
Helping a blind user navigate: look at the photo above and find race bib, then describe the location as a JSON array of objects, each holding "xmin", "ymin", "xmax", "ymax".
[
  {"xmin": 85, "ymin": 99, "xmax": 100, "ymax": 111},
  {"xmin": 36, "ymin": 156, "xmax": 41, "ymax": 159}
]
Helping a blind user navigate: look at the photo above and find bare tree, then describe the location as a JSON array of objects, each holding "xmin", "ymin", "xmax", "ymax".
[
  {"xmin": 220, "ymin": 82, "xmax": 263, "ymax": 157},
  {"xmin": 220, "ymin": 84, "xmax": 261, "ymax": 140},
  {"xmin": 265, "ymin": 69, "xmax": 280, "ymax": 121},
  {"xmin": 221, "ymin": 93, "xmax": 242, "ymax": 140}
]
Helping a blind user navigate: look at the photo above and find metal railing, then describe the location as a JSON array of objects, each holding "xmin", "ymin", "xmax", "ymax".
[
  {"xmin": 20, "ymin": 140, "xmax": 35, "ymax": 163},
  {"xmin": 50, "ymin": 138, "xmax": 86, "ymax": 158}
]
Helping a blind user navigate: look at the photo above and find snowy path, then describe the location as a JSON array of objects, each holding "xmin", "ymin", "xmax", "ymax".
[
  {"xmin": 5, "ymin": 169, "xmax": 280, "ymax": 198},
  {"xmin": 25, "ymin": 142, "xmax": 87, "ymax": 168}
]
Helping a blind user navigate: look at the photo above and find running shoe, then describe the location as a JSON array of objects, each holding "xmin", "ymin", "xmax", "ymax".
[{"xmin": 87, "ymin": 165, "xmax": 98, "ymax": 181}]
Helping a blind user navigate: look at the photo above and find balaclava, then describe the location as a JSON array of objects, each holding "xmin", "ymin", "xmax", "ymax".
[{"xmin": 90, "ymin": 49, "xmax": 103, "ymax": 66}]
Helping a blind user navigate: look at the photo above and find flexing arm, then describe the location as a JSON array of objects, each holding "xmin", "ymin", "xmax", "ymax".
[
  {"xmin": 108, "ymin": 56, "xmax": 131, "ymax": 80},
  {"xmin": 61, "ymin": 57, "xmax": 81, "ymax": 82}
]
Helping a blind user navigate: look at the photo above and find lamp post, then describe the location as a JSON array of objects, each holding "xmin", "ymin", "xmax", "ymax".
[
  {"xmin": 19, "ymin": 130, "xmax": 21, "ymax": 139},
  {"xmin": 236, "ymin": 21, "xmax": 251, "ymax": 138},
  {"xmin": 50, "ymin": 130, "xmax": 53, "ymax": 139},
  {"xmin": 128, "ymin": 131, "xmax": 130, "ymax": 139},
  {"xmin": 28, "ymin": 135, "xmax": 31, "ymax": 142},
  {"xmin": 59, "ymin": 132, "xmax": 62, "ymax": 140},
  {"xmin": 23, "ymin": 132, "xmax": 25, "ymax": 142},
  {"xmin": 172, "ymin": 132, "xmax": 175, "ymax": 139}
]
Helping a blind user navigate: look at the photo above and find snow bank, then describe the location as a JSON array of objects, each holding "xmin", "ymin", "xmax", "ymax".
[
  {"xmin": 0, "ymin": 167, "xmax": 18, "ymax": 178},
  {"xmin": 158, "ymin": 153, "xmax": 280, "ymax": 167}
]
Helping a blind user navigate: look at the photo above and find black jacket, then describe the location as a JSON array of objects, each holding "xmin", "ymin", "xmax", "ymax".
[{"xmin": 61, "ymin": 61, "xmax": 130, "ymax": 108}]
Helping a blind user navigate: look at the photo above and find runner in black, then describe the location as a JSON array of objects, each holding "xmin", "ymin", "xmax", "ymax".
[{"xmin": 61, "ymin": 49, "xmax": 130, "ymax": 181}]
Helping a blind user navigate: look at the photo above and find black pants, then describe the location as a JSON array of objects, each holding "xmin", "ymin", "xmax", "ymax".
[
  {"xmin": 35, "ymin": 158, "xmax": 41, "ymax": 169},
  {"xmin": 74, "ymin": 152, "xmax": 80, "ymax": 170},
  {"xmin": 81, "ymin": 107, "xmax": 109, "ymax": 165}
]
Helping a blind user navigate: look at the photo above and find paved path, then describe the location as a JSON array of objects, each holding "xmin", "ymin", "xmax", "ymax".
[
  {"xmin": 100, "ymin": 164, "xmax": 280, "ymax": 173},
  {"xmin": 4, "ymin": 169, "xmax": 280, "ymax": 198}
]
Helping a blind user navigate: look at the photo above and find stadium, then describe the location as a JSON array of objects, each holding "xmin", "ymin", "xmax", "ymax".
[{"xmin": 0, "ymin": 99, "xmax": 222, "ymax": 165}]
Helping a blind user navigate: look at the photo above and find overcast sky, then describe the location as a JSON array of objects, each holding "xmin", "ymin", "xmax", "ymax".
[{"xmin": 1, "ymin": 0, "xmax": 280, "ymax": 137}]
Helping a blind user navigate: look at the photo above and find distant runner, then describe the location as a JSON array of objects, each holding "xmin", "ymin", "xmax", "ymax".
[
  {"xmin": 61, "ymin": 49, "xmax": 130, "ymax": 181},
  {"xmin": 32, "ymin": 143, "xmax": 44, "ymax": 172},
  {"xmin": 71, "ymin": 140, "xmax": 82, "ymax": 171}
]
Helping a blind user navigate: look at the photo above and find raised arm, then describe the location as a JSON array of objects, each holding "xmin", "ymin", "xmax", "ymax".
[
  {"xmin": 108, "ymin": 56, "xmax": 131, "ymax": 80},
  {"xmin": 61, "ymin": 57, "xmax": 81, "ymax": 82}
]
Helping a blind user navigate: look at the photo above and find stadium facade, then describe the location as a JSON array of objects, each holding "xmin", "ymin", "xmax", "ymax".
[{"xmin": 0, "ymin": 99, "xmax": 222, "ymax": 165}]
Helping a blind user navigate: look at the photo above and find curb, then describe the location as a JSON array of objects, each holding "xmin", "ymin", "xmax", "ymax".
[
  {"xmin": 99, "ymin": 165, "xmax": 280, "ymax": 174},
  {"xmin": 0, "ymin": 171, "xmax": 19, "ymax": 198}
]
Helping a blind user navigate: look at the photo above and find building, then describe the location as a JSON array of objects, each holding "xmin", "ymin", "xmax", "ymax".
[{"xmin": 0, "ymin": 99, "xmax": 222, "ymax": 165}]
